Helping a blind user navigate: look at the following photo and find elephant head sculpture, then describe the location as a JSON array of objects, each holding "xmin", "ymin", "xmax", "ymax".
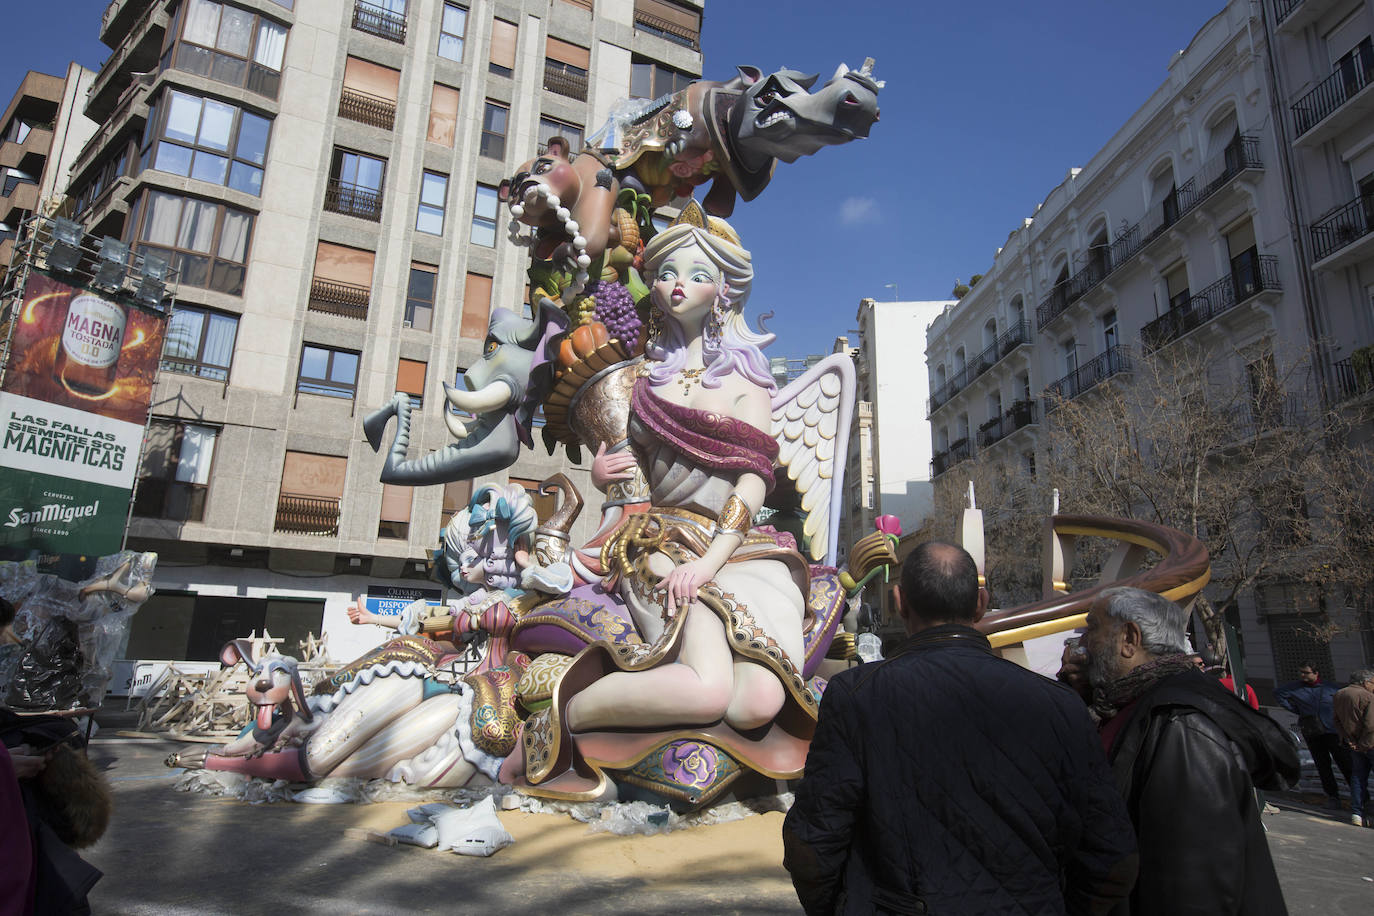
[{"xmin": 364, "ymin": 299, "xmax": 568, "ymax": 486}]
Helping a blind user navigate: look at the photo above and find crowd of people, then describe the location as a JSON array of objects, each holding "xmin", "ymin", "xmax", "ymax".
[{"xmin": 785, "ymin": 542, "xmax": 1374, "ymax": 915}]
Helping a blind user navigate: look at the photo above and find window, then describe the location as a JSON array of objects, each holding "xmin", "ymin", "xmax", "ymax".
[
  {"xmin": 461, "ymin": 273, "xmax": 492, "ymax": 339},
  {"xmin": 405, "ymin": 262, "xmax": 436, "ymax": 331},
  {"xmin": 297, "ymin": 344, "xmax": 359, "ymax": 399},
  {"xmin": 489, "ymin": 18, "xmax": 517, "ymax": 77},
  {"xmin": 471, "ymin": 184, "xmax": 498, "ymax": 247},
  {"xmin": 1101, "ymin": 310, "xmax": 1118, "ymax": 352},
  {"xmin": 340, "ymin": 57, "xmax": 400, "ymax": 130},
  {"xmin": 1226, "ymin": 220, "xmax": 1259, "ymax": 297},
  {"xmin": 481, "ymin": 101, "xmax": 509, "ymax": 160},
  {"xmin": 326, "ymin": 148, "xmax": 386, "ymax": 221},
  {"xmin": 162, "ymin": 306, "xmax": 238, "ymax": 380},
  {"xmin": 1164, "ymin": 263, "xmax": 1190, "ymax": 311},
  {"xmin": 544, "ymin": 38, "xmax": 590, "ymax": 100},
  {"xmin": 396, "ymin": 358, "xmax": 426, "ymax": 410},
  {"xmin": 415, "ymin": 171, "xmax": 448, "ymax": 234},
  {"xmin": 166, "ymin": 0, "xmax": 288, "ymax": 98},
  {"xmin": 630, "ymin": 57, "xmax": 693, "ymax": 99},
  {"xmin": 1063, "ymin": 338, "xmax": 1078, "ymax": 376},
  {"xmin": 352, "ymin": 0, "xmax": 407, "ymax": 43},
  {"xmin": 442, "ymin": 478, "xmax": 473, "ymax": 527},
  {"xmin": 310, "ymin": 241, "xmax": 374, "ymax": 319},
  {"xmin": 131, "ymin": 191, "xmax": 253, "ymax": 295},
  {"xmin": 450, "ymin": 366, "xmax": 473, "ymax": 420},
  {"xmin": 378, "ymin": 483, "xmax": 412, "ymax": 539},
  {"xmin": 510, "ymin": 476, "xmax": 556, "ymax": 521},
  {"xmin": 428, "ymin": 84, "xmax": 459, "ymax": 146},
  {"xmin": 538, "ymin": 116, "xmax": 583, "ymax": 153},
  {"xmin": 135, "ymin": 421, "xmax": 218, "ymax": 522},
  {"xmin": 141, "ymin": 89, "xmax": 269, "ymax": 195},
  {"xmin": 632, "ymin": 0, "xmax": 701, "ymax": 49},
  {"xmin": 276, "ymin": 451, "xmax": 345, "ymax": 535},
  {"xmin": 438, "ymin": 3, "xmax": 467, "ymax": 62}
]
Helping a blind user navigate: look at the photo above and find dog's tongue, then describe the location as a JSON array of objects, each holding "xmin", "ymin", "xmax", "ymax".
[{"xmin": 256, "ymin": 704, "xmax": 275, "ymax": 730}]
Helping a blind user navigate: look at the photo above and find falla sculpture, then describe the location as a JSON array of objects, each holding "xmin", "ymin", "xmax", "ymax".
[{"xmin": 169, "ymin": 57, "xmax": 1218, "ymax": 812}]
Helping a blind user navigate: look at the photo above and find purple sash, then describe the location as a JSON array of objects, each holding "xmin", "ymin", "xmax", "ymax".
[{"xmin": 632, "ymin": 376, "xmax": 777, "ymax": 487}]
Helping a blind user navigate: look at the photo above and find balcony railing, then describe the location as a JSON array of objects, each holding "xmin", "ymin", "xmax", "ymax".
[
  {"xmin": 1039, "ymin": 136, "xmax": 1263, "ymax": 330},
  {"xmin": 274, "ymin": 494, "xmax": 341, "ymax": 536},
  {"xmin": 1221, "ymin": 392, "xmax": 1308, "ymax": 440},
  {"xmin": 1045, "ymin": 345, "xmax": 1132, "ymax": 407},
  {"xmin": 352, "ymin": 0, "xmax": 407, "ymax": 43},
  {"xmin": 308, "ymin": 277, "xmax": 370, "ymax": 320},
  {"xmin": 338, "ymin": 87, "xmax": 396, "ymax": 130},
  {"xmin": 1139, "ymin": 255, "xmax": 1281, "ymax": 352},
  {"xmin": 1292, "ymin": 44, "xmax": 1374, "ymax": 137},
  {"xmin": 543, "ymin": 61, "xmax": 589, "ymax": 101},
  {"xmin": 928, "ymin": 320, "xmax": 1033, "ymax": 415},
  {"xmin": 1310, "ymin": 196, "xmax": 1373, "ymax": 262},
  {"xmin": 1273, "ymin": 0, "xmax": 1304, "ymax": 21},
  {"xmin": 324, "ymin": 178, "xmax": 383, "ymax": 221},
  {"xmin": 977, "ymin": 399, "xmax": 1039, "ymax": 449},
  {"xmin": 931, "ymin": 437, "xmax": 974, "ymax": 478},
  {"xmin": 1332, "ymin": 348, "xmax": 1374, "ymax": 401}
]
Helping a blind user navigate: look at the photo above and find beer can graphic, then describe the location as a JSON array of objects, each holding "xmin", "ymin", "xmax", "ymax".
[{"xmin": 53, "ymin": 293, "xmax": 128, "ymax": 397}]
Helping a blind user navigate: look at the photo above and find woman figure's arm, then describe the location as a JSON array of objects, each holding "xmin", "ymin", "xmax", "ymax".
[{"xmin": 658, "ymin": 383, "xmax": 772, "ymax": 614}]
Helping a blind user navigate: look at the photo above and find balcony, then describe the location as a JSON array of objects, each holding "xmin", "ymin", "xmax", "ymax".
[
  {"xmin": 324, "ymin": 179, "xmax": 383, "ymax": 221},
  {"xmin": 1045, "ymin": 345, "xmax": 1132, "ymax": 408},
  {"xmin": 274, "ymin": 494, "xmax": 341, "ymax": 536},
  {"xmin": 977, "ymin": 399, "xmax": 1039, "ymax": 449},
  {"xmin": 87, "ymin": 0, "xmax": 166, "ymax": 122},
  {"xmin": 1139, "ymin": 255, "xmax": 1281, "ymax": 352},
  {"xmin": 543, "ymin": 61, "xmax": 589, "ymax": 101},
  {"xmin": 1, "ymin": 181, "xmax": 39, "ymax": 226},
  {"xmin": 1291, "ymin": 44, "xmax": 1374, "ymax": 146},
  {"xmin": 308, "ymin": 277, "xmax": 370, "ymax": 320},
  {"xmin": 100, "ymin": 0, "xmax": 157, "ymax": 45},
  {"xmin": 931, "ymin": 437, "xmax": 974, "ymax": 478},
  {"xmin": 1038, "ymin": 137, "xmax": 1264, "ymax": 331},
  {"xmin": 1331, "ymin": 350, "xmax": 1374, "ymax": 402},
  {"xmin": 352, "ymin": 0, "xmax": 407, "ymax": 43},
  {"xmin": 928, "ymin": 320, "xmax": 1033, "ymax": 416},
  {"xmin": 1220, "ymin": 392, "xmax": 1309, "ymax": 441},
  {"xmin": 338, "ymin": 88, "xmax": 396, "ymax": 130},
  {"xmin": 1310, "ymin": 195, "xmax": 1374, "ymax": 269},
  {"xmin": 1276, "ymin": 0, "xmax": 1351, "ymax": 36},
  {"xmin": 0, "ymin": 125, "xmax": 53, "ymax": 174}
]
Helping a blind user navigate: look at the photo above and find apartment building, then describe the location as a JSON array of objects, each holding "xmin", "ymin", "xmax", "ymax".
[
  {"xmin": 1, "ymin": 65, "xmax": 98, "ymax": 284},
  {"xmin": 64, "ymin": 0, "xmax": 703, "ymax": 668},
  {"xmin": 919, "ymin": 0, "xmax": 1373, "ymax": 687}
]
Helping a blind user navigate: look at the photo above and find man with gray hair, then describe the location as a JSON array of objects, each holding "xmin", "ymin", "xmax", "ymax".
[
  {"xmin": 1066, "ymin": 586, "xmax": 1299, "ymax": 915},
  {"xmin": 1332, "ymin": 668, "xmax": 1374, "ymax": 827}
]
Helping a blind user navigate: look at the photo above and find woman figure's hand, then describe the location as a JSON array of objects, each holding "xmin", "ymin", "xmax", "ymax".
[
  {"xmin": 657, "ymin": 558, "xmax": 724, "ymax": 618},
  {"xmin": 591, "ymin": 442, "xmax": 637, "ymax": 491},
  {"xmin": 346, "ymin": 599, "xmax": 376, "ymax": 626}
]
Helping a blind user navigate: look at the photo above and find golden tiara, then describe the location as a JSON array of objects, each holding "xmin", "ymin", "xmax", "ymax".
[{"xmin": 668, "ymin": 199, "xmax": 742, "ymax": 247}]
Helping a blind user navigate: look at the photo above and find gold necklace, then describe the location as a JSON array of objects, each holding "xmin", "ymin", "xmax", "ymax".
[{"xmin": 677, "ymin": 367, "xmax": 705, "ymax": 393}]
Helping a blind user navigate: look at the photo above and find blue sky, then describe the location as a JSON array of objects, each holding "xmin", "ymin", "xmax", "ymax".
[{"xmin": 2, "ymin": 0, "xmax": 1225, "ymax": 356}]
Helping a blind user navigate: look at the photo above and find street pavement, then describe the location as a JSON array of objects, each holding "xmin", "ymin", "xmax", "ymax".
[{"xmin": 74, "ymin": 721, "xmax": 1374, "ymax": 915}]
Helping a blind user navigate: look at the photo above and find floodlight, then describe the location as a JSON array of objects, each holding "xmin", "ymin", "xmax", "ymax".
[
  {"xmin": 134, "ymin": 252, "xmax": 168, "ymax": 307},
  {"xmin": 45, "ymin": 217, "xmax": 84, "ymax": 273},
  {"xmin": 94, "ymin": 236, "xmax": 130, "ymax": 290}
]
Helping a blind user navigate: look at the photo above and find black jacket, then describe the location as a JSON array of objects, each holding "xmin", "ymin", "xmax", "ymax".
[
  {"xmin": 783, "ymin": 624, "xmax": 1138, "ymax": 915},
  {"xmin": 1105, "ymin": 669, "xmax": 1299, "ymax": 916}
]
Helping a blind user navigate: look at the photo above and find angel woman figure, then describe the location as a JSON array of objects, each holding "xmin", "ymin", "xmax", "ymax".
[{"xmin": 519, "ymin": 200, "xmax": 819, "ymax": 796}]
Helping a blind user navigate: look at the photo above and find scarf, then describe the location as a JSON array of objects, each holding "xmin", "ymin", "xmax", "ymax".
[{"xmin": 1092, "ymin": 653, "xmax": 1200, "ymax": 722}]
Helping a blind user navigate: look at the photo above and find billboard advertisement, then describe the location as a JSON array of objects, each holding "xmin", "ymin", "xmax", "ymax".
[{"xmin": 0, "ymin": 270, "xmax": 166, "ymax": 556}]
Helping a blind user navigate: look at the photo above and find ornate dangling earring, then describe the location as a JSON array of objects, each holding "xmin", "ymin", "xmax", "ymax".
[
  {"xmin": 707, "ymin": 299, "xmax": 726, "ymax": 347},
  {"xmin": 647, "ymin": 306, "xmax": 663, "ymax": 351}
]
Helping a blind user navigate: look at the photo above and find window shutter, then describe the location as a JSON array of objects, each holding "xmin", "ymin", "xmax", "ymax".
[
  {"xmin": 461, "ymin": 272, "xmax": 493, "ymax": 339},
  {"xmin": 428, "ymin": 84, "xmax": 460, "ymax": 146},
  {"xmin": 545, "ymin": 36, "xmax": 589, "ymax": 70},
  {"xmin": 313, "ymin": 241, "xmax": 375, "ymax": 287},
  {"xmin": 396, "ymin": 358, "xmax": 427, "ymax": 397},
  {"xmin": 634, "ymin": 0, "xmax": 700, "ymax": 34},
  {"xmin": 379, "ymin": 483, "xmax": 412, "ymax": 523},
  {"xmin": 342, "ymin": 56, "xmax": 401, "ymax": 103},
  {"xmin": 280, "ymin": 452, "xmax": 347, "ymax": 498},
  {"xmin": 489, "ymin": 19, "xmax": 518, "ymax": 70}
]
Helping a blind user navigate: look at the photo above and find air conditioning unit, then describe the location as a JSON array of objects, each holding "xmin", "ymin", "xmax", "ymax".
[{"xmin": 402, "ymin": 319, "xmax": 413, "ymax": 328}]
